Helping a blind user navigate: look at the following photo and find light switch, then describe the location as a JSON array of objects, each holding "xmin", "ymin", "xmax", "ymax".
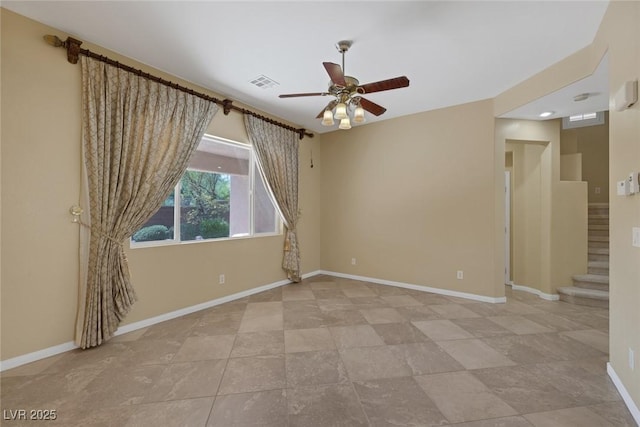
[
  {"xmin": 629, "ymin": 172, "xmax": 639, "ymax": 194},
  {"xmin": 633, "ymin": 228, "xmax": 640, "ymax": 248},
  {"xmin": 618, "ymin": 180, "xmax": 631, "ymax": 196}
]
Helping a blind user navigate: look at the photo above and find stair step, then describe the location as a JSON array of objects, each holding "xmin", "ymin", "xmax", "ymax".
[
  {"xmin": 558, "ymin": 286, "xmax": 609, "ymax": 299},
  {"xmin": 588, "ymin": 247, "xmax": 609, "ymax": 262},
  {"xmin": 572, "ymin": 274, "xmax": 609, "ymax": 291},
  {"xmin": 588, "ymin": 261, "xmax": 609, "ymax": 268},
  {"xmin": 557, "ymin": 286, "xmax": 609, "ymax": 308},
  {"xmin": 564, "ymin": 204, "xmax": 610, "ymax": 307},
  {"xmin": 589, "ymin": 224, "xmax": 609, "ymax": 231},
  {"xmin": 588, "ymin": 261, "xmax": 609, "ymax": 275},
  {"xmin": 589, "ymin": 253, "xmax": 610, "ymax": 262},
  {"xmin": 573, "ymin": 274, "xmax": 609, "ymax": 283},
  {"xmin": 587, "ymin": 247, "xmax": 609, "ymax": 262},
  {"xmin": 589, "ymin": 242, "xmax": 609, "ymax": 250}
]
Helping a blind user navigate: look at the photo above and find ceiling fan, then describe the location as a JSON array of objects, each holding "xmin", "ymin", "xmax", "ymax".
[{"xmin": 279, "ymin": 40, "xmax": 410, "ymax": 129}]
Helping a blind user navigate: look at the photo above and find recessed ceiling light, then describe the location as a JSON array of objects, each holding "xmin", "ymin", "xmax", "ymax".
[
  {"xmin": 539, "ymin": 111, "xmax": 554, "ymax": 118},
  {"xmin": 573, "ymin": 93, "xmax": 590, "ymax": 102}
]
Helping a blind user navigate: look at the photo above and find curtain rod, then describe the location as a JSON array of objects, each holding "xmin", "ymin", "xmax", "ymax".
[{"xmin": 43, "ymin": 35, "xmax": 313, "ymax": 140}]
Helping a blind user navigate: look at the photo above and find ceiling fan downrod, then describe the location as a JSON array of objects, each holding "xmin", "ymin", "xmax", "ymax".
[{"xmin": 336, "ymin": 40, "xmax": 352, "ymax": 79}]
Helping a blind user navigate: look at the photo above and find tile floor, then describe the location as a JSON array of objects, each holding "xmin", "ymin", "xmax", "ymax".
[{"xmin": 1, "ymin": 275, "xmax": 637, "ymax": 426}]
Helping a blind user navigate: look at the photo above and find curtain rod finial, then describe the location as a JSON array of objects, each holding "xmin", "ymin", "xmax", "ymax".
[
  {"xmin": 43, "ymin": 34, "xmax": 83, "ymax": 64},
  {"xmin": 43, "ymin": 34, "xmax": 64, "ymax": 47}
]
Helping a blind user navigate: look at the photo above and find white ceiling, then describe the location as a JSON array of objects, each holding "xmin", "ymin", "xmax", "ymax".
[
  {"xmin": 500, "ymin": 53, "xmax": 609, "ymax": 121},
  {"xmin": 3, "ymin": 1, "xmax": 610, "ymax": 134}
]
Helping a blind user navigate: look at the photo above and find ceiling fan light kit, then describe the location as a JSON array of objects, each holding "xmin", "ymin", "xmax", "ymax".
[
  {"xmin": 279, "ymin": 40, "xmax": 409, "ymax": 130},
  {"xmin": 335, "ymin": 102, "xmax": 348, "ymax": 120},
  {"xmin": 322, "ymin": 109, "xmax": 335, "ymax": 126},
  {"xmin": 339, "ymin": 117, "xmax": 352, "ymax": 130},
  {"xmin": 353, "ymin": 105, "xmax": 366, "ymax": 123}
]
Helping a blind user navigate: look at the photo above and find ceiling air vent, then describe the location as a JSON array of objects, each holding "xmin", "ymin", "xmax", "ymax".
[{"xmin": 249, "ymin": 75, "xmax": 279, "ymax": 89}]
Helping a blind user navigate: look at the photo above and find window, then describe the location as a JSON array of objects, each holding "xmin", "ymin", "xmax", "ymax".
[
  {"xmin": 562, "ymin": 111, "xmax": 605, "ymax": 129},
  {"xmin": 131, "ymin": 136, "xmax": 280, "ymax": 246}
]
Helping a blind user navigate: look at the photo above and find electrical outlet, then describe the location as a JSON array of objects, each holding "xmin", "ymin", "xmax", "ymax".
[
  {"xmin": 219, "ymin": 274, "xmax": 225, "ymax": 285},
  {"xmin": 630, "ymin": 348, "xmax": 635, "ymax": 371},
  {"xmin": 595, "ymin": 186, "xmax": 601, "ymax": 194},
  {"xmin": 457, "ymin": 270, "xmax": 464, "ymax": 280},
  {"xmin": 351, "ymin": 258, "xmax": 356, "ymax": 265}
]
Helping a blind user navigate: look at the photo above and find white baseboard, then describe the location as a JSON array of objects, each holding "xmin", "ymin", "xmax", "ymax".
[
  {"xmin": 319, "ymin": 270, "xmax": 507, "ymax": 303},
  {"xmin": 607, "ymin": 362, "xmax": 640, "ymax": 425},
  {"xmin": 0, "ymin": 271, "xmax": 322, "ymax": 372},
  {"xmin": 0, "ymin": 341, "xmax": 78, "ymax": 373},
  {"xmin": 510, "ymin": 283, "xmax": 560, "ymax": 301},
  {"xmin": 114, "ymin": 277, "xmax": 294, "ymax": 336},
  {"xmin": 1, "ymin": 269, "xmax": 502, "ymax": 371}
]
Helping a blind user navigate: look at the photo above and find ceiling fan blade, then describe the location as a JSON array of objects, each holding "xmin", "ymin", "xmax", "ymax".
[
  {"xmin": 359, "ymin": 76, "xmax": 410, "ymax": 94},
  {"xmin": 279, "ymin": 92, "xmax": 329, "ymax": 98},
  {"xmin": 316, "ymin": 100, "xmax": 338, "ymax": 119},
  {"xmin": 359, "ymin": 97, "xmax": 387, "ymax": 116},
  {"xmin": 323, "ymin": 62, "xmax": 346, "ymax": 87}
]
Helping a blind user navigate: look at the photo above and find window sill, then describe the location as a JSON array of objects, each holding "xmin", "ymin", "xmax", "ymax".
[{"xmin": 129, "ymin": 231, "xmax": 283, "ymax": 250}]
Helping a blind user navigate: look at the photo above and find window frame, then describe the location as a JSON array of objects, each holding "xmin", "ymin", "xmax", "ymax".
[{"xmin": 130, "ymin": 135, "xmax": 282, "ymax": 249}]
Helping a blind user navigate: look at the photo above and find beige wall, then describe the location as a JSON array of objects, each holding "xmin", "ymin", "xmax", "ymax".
[
  {"xmin": 320, "ymin": 100, "xmax": 504, "ymax": 299},
  {"xmin": 499, "ymin": 120, "xmax": 587, "ymax": 295},
  {"xmin": 551, "ymin": 180, "xmax": 589, "ymax": 288},
  {"xmin": 560, "ymin": 113, "xmax": 609, "ymax": 203},
  {"xmin": 560, "ymin": 153, "xmax": 582, "ymax": 181},
  {"xmin": 600, "ymin": 0, "xmax": 640, "ymax": 408},
  {"xmin": 495, "ymin": 0, "xmax": 640, "ymax": 410},
  {"xmin": 0, "ymin": 9, "xmax": 321, "ymax": 360},
  {"xmin": 505, "ymin": 141, "xmax": 545, "ymax": 289}
]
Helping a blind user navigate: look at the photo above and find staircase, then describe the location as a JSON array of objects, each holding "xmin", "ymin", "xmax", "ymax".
[{"xmin": 557, "ymin": 203, "xmax": 609, "ymax": 308}]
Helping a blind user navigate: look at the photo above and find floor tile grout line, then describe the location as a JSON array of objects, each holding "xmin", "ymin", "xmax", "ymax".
[
  {"xmin": 203, "ymin": 332, "xmax": 238, "ymax": 426},
  {"xmin": 2, "ymin": 279, "xmax": 623, "ymax": 426}
]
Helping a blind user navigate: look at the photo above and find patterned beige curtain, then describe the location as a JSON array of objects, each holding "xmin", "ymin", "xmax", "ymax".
[
  {"xmin": 244, "ymin": 115, "xmax": 301, "ymax": 282},
  {"xmin": 76, "ymin": 56, "xmax": 218, "ymax": 348}
]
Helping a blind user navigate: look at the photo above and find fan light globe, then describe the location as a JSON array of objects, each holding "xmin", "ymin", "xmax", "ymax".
[
  {"xmin": 334, "ymin": 103, "xmax": 348, "ymax": 120},
  {"xmin": 353, "ymin": 106, "xmax": 366, "ymax": 123},
  {"xmin": 339, "ymin": 117, "xmax": 351, "ymax": 130},
  {"xmin": 321, "ymin": 109, "xmax": 335, "ymax": 126}
]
